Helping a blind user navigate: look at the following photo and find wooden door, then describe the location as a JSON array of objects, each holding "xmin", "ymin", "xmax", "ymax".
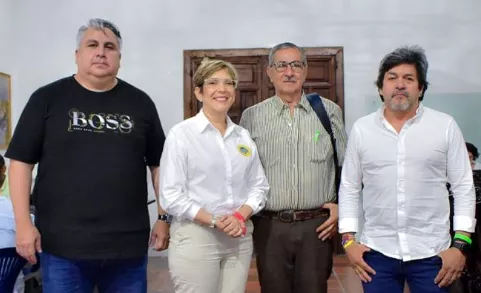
[
  {"xmin": 184, "ymin": 48, "xmax": 345, "ymax": 254},
  {"xmin": 184, "ymin": 47, "xmax": 344, "ymax": 123}
]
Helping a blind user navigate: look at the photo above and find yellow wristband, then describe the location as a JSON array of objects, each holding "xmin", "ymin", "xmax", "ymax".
[{"xmin": 343, "ymin": 239, "xmax": 355, "ymax": 249}]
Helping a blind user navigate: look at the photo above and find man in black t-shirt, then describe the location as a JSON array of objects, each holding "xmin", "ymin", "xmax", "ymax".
[{"xmin": 6, "ymin": 18, "xmax": 170, "ymax": 293}]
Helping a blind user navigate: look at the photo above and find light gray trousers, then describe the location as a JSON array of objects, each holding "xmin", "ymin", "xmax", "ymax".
[{"xmin": 168, "ymin": 220, "xmax": 254, "ymax": 293}]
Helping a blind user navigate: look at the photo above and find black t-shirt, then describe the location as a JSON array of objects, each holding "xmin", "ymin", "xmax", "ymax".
[{"xmin": 5, "ymin": 76, "xmax": 165, "ymax": 259}]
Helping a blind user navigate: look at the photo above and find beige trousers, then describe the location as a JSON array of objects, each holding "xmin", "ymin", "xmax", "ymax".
[{"xmin": 168, "ymin": 220, "xmax": 254, "ymax": 293}]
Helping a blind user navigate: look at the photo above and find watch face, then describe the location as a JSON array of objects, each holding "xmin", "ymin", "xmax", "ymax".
[{"xmin": 159, "ymin": 214, "xmax": 173, "ymax": 224}]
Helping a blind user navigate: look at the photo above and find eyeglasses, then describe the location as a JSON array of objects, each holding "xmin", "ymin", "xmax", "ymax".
[
  {"xmin": 204, "ymin": 78, "xmax": 238, "ymax": 89},
  {"xmin": 270, "ymin": 61, "xmax": 306, "ymax": 72}
]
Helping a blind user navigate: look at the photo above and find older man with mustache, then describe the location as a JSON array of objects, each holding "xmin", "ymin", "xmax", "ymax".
[
  {"xmin": 338, "ymin": 46, "xmax": 476, "ymax": 293},
  {"xmin": 240, "ymin": 42, "xmax": 347, "ymax": 293}
]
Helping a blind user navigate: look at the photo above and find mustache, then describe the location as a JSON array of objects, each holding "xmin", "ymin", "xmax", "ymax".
[
  {"xmin": 283, "ymin": 76, "xmax": 297, "ymax": 82},
  {"xmin": 393, "ymin": 91, "xmax": 408, "ymax": 97}
]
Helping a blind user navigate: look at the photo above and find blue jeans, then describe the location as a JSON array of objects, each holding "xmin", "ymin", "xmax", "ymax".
[
  {"xmin": 40, "ymin": 252, "xmax": 147, "ymax": 293},
  {"xmin": 362, "ymin": 250, "xmax": 450, "ymax": 293}
]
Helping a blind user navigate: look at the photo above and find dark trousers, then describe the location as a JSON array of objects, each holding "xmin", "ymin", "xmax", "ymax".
[
  {"xmin": 363, "ymin": 250, "xmax": 449, "ymax": 293},
  {"xmin": 252, "ymin": 215, "xmax": 332, "ymax": 293},
  {"xmin": 40, "ymin": 252, "xmax": 147, "ymax": 293}
]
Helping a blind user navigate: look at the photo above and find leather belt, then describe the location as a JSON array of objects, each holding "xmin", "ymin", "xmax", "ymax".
[{"xmin": 256, "ymin": 208, "xmax": 330, "ymax": 222}]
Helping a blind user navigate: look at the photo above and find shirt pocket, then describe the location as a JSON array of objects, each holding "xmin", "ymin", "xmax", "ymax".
[{"xmin": 309, "ymin": 134, "xmax": 332, "ymax": 164}]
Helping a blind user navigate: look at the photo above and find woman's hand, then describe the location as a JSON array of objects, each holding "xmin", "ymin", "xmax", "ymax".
[{"xmin": 218, "ymin": 215, "xmax": 245, "ymax": 238}]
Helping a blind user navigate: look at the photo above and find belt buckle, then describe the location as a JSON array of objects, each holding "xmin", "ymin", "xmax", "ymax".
[{"xmin": 279, "ymin": 210, "xmax": 296, "ymax": 222}]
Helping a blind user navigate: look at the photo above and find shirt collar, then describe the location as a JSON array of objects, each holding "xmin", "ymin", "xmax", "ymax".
[
  {"xmin": 272, "ymin": 92, "xmax": 312, "ymax": 115},
  {"xmin": 195, "ymin": 109, "xmax": 240, "ymax": 136}
]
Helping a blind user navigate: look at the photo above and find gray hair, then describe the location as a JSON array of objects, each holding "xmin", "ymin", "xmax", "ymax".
[
  {"xmin": 76, "ymin": 18, "xmax": 122, "ymax": 51},
  {"xmin": 376, "ymin": 45, "xmax": 429, "ymax": 101},
  {"xmin": 268, "ymin": 42, "xmax": 307, "ymax": 66}
]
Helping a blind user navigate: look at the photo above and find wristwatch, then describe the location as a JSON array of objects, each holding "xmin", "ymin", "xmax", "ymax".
[
  {"xmin": 158, "ymin": 214, "xmax": 173, "ymax": 225},
  {"xmin": 452, "ymin": 240, "xmax": 471, "ymax": 256},
  {"xmin": 209, "ymin": 215, "xmax": 217, "ymax": 228}
]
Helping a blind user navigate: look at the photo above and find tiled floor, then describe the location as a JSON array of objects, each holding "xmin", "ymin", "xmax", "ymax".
[{"xmin": 147, "ymin": 254, "xmax": 399, "ymax": 293}]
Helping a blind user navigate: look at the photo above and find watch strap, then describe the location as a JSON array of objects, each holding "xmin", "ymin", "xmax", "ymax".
[
  {"xmin": 452, "ymin": 240, "xmax": 470, "ymax": 256},
  {"xmin": 158, "ymin": 214, "xmax": 172, "ymax": 224}
]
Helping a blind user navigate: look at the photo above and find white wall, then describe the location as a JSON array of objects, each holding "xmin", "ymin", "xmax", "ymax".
[
  {"xmin": 6, "ymin": 0, "xmax": 481, "ymax": 255},
  {"xmin": 0, "ymin": 0, "xmax": 12, "ymax": 72},
  {"xmin": 11, "ymin": 0, "xmax": 481, "ymax": 132},
  {"xmin": 0, "ymin": 0, "xmax": 13, "ymax": 158},
  {"xmin": 0, "ymin": 0, "xmax": 13, "ymax": 76}
]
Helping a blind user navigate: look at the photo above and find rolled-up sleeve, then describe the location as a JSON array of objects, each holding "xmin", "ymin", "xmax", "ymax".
[
  {"xmin": 159, "ymin": 130, "xmax": 202, "ymax": 220},
  {"xmin": 243, "ymin": 143, "xmax": 269, "ymax": 215},
  {"xmin": 338, "ymin": 124, "xmax": 363, "ymax": 234},
  {"xmin": 446, "ymin": 119, "xmax": 476, "ymax": 233}
]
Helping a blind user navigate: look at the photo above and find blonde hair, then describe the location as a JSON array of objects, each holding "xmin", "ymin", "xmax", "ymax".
[{"xmin": 193, "ymin": 58, "xmax": 238, "ymax": 90}]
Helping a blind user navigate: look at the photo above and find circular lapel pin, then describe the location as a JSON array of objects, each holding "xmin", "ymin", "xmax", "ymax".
[{"xmin": 237, "ymin": 144, "xmax": 252, "ymax": 157}]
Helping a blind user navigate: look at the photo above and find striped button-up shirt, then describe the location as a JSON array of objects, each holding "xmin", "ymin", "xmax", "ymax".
[{"xmin": 240, "ymin": 94, "xmax": 347, "ymax": 211}]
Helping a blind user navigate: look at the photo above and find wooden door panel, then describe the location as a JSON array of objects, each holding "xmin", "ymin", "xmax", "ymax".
[
  {"xmin": 237, "ymin": 64, "xmax": 262, "ymax": 86},
  {"xmin": 305, "ymin": 58, "xmax": 334, "ymax": 83},
  {"xmin": 228, "ymin": 90, "xmax": 261, "ymax": 124},
  {"xmin": 303, "ymin": 87, "xmax": 332, "ymax": 100}
]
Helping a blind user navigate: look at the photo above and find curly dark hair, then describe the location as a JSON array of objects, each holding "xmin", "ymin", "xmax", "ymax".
[
  {"xmin": 466, "ymin": 142, "xmax": 479, "ymax": 160},
  {"xmin": 376, "ymin": 45, "xmax": 429, "ymax": 102}
]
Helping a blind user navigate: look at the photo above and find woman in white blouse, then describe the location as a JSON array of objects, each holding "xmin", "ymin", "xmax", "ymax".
[{"xmin": 159, "ymin": 59, "xmax": 269, "ymax": 293}]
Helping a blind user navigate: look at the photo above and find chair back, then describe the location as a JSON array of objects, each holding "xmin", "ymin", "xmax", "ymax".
[{"xmin": 0, "ymin": 247, "xmax": 27, "ymax": 293}]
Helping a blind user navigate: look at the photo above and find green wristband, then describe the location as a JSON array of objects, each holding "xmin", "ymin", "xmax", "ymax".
[{"xmin": 454, "ymin": 233, "xmax": 472, "ymax": 245}]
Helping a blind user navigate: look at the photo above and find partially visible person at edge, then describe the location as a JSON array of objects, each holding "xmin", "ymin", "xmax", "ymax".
[
  {"xmin": 160, "ymin": 58, "xmax": 269, "ymax": 293},
  {"xmin": 5, "ymin": 18, "xmax": 169, "ymax": 293},
  {"xmin": 339, "ymin": 45, "xmax": 476, "ymax": 293},
  {"xmin": 467, "ymin": 142, "xmax": 481, "ymax": 170},
  {"xmin": 0, "ymin": 154, "xmax": 9, "ymax": 198},
  {"xmin": 240, "ymin": 42, "xmax": 348, "ymax": 293}
]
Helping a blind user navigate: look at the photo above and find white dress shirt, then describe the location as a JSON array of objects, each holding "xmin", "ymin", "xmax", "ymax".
[
  {"xmin": 339, "ymin": 104, "xmax": 476, "ymax": 261},
  {"xmin": 160, "ymin": 110, "xmax": 269, "ymax": 220}
]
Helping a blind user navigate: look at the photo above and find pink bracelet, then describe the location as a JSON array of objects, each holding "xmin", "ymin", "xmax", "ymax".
[{"xmin": 233, "ymin": 212, "xmax": 247, "ymax": 236}]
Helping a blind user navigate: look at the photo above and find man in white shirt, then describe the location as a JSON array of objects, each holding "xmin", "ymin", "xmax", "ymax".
[{"xmin": 338, "ymin": 46, "xmax": 476, "ymax": 293}]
